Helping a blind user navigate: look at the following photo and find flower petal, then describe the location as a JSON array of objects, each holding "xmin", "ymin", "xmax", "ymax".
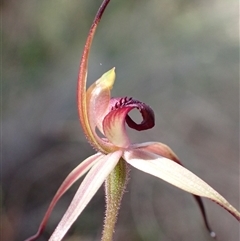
[
  {"xmin": 124, "ymin": 149, "xmax": 240, "ymax": 221},
  {"xmin": 109, "ymin": 98, "xmax": 155, "ymax": 131},
  {"xmin": 132, "ymin": 141, "xmax": 180, "ymax": 164},
  {"xmin": 103, "ymin": 98, "xmax": 155, "ymax": 148},
  {"xmin": 132, "ymin": 141, "xmax": 216, "ymax": 236},
  {"xmin": 77, "ymin": 0, "xmax": 113, "ymax": 153},
  {"xmin": 103, "ymin": 106, "xmax": 132, "ymax": 148},
  {"xmin": 24, "ymin": 153, "xmax": 102, "ymax": 241},
  {"xmin": 49, "ymin": 150, "xmax": 123, "ymax": 241},
  {"xmin": 86, "ymin": 68, "xmax": 115, "ymax": 134}
]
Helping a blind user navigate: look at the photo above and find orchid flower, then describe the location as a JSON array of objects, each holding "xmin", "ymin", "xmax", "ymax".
[{"xmin": 25, "ymin": 1, "xmax": 240, "ymax": 241}]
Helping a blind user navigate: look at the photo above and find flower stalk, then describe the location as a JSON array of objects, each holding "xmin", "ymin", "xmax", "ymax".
[{"xmin": 102, "ymin": 159, "xmax": 129, "ymax": 241}]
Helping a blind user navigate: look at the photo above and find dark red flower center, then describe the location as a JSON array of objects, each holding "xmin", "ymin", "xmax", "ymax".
[{"xmin": 110, "ymin": 97, "xmax": 155, "ymax": 131}]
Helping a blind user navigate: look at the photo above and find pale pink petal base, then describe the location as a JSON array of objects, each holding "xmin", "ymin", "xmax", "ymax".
[
  {"xmin": 124, "ymin": 149, "xmax": 240, "ymax": 221},
  {"xmin": 25, "ymin": 153, "xmax": 102, "ymax": 241},
  {"xmin": 49, "ymin": 150, "xmax": 123, "ymax": 241},
  {"xmin": 103, "ymin": 107, "xmax": 133, "ymax": 148}
]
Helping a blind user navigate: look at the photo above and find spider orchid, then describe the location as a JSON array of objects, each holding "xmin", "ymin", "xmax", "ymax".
[{"xmin": 25, "ymin": 0, "xmax": 240, "ymax": 241}]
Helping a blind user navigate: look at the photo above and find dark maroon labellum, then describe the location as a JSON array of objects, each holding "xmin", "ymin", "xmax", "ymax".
[{"xmin": 110, "ymin": 97, "xmax": 155, "ymax": 131}]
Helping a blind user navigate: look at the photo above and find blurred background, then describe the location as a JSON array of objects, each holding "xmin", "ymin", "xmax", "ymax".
[{"xmin": 2, "ymin": 0, "xmax": 239, "ymax": 240}]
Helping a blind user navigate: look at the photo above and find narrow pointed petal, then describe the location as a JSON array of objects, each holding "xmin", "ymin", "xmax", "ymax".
[
  {"xmin": 132, "ymin": 141, "xmax": 215, "ymax": 236},
  {"xmin": 77, "ymin": 0, "xmax": 112, "ymax": 153},
  {"xmin": 86, "ymin": 68, "xmax": 115, "ymax": 134},
  {"xmin": 124, "ymin": 150, "xmax": 240, "ymax": 221},
  {"xmin": 49, "ymin": 150, "xmax": 123, "ymax": 241},
  {"xmin": 24, "ymin": 153, "xmax": 102, "ymax": 241}
]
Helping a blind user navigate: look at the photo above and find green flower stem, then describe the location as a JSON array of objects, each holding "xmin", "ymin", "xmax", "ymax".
[{"xmin": 101, "ymin": 158, "xmax": 129, "ymax": 241}]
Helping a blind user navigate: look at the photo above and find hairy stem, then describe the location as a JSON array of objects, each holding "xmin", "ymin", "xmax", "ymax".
[{"xmin": 102, "ymin": 159, "xmax": 129, "ymax": 241}]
